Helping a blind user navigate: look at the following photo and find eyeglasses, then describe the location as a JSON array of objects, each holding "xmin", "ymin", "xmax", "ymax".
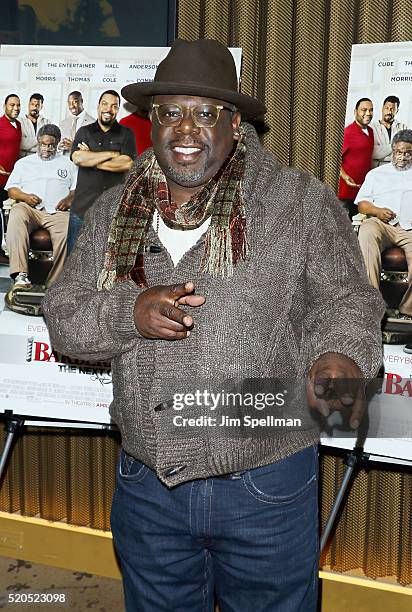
[
  {"xmin": 39, "ymin": 142, "xmax": 57, "ymax": 150},
  {"xmin": 393, "ymin": 149, "xmax": 412, "ymax": 159},
  {"xmin": 151, "ymin": 103, "xmax": 236, "ymax": 128}
]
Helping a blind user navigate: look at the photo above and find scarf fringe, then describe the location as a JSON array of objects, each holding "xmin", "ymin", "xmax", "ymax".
[
  {"xmin": 97, "ymin": 269, "xmax": 116, "ymax": 291},
  {"xmin": 231, "ymin": 215, "xmax": 249, "ymax": 265},
  {"xmin": 201, "ymin": 226, "xmax": 232, "ymax": 277}
]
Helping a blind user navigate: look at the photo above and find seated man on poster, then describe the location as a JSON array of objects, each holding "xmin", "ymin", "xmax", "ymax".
[
  {"xmin": 5, "ymin": 124, "xmax": 77, "ymax": 288},
  {"xmin": 355, "ymin": 129, "xmax": 412, "ymax": 319}
]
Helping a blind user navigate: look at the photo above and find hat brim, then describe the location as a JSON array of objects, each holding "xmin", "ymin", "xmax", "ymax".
[{"xmin": 121, "ymin": 81, "xmax": 266, "ymax": 120}]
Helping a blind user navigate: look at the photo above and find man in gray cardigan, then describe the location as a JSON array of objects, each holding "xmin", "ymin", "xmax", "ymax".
[{"xmin": 43, "ymin": 40, "xmax": 384, "ymax": 612}]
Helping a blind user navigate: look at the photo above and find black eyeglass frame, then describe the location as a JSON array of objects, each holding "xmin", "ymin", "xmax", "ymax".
[{"xmin": 151, "ymin": 102, "xmax": 236, "ymax": 128}]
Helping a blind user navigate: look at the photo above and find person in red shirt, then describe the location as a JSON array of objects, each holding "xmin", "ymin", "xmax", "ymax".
[
  {"xmin": 339, "ymin": 97, "xmax": 374, "ymax": 219},
  {"xmin": 119, "ymin": 108, "xmax": 152, "ymax": 155},
  {"xmin": 0, "ymin": 93, "xmax": 22, "ymax": 263}
]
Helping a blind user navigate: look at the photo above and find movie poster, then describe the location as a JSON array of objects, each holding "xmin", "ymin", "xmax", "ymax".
[
  {"xmin": 341, "ymin": 42, "xmax": 412, "ymax": 345},
  {"xmin": 0, "ymin": 44, "xmax": 241, "ymax": 424},
  {"xmin": 325, "ymin": 41, "xmax": 412, "ymax": 464}
]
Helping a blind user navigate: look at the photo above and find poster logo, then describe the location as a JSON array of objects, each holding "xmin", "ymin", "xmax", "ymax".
[
  {"xmin": 25, "ymin": 337, "xmax": 111, "ymax": 378},
  {"xmin": 384, "ymin": 373, "xmax": 412, "ymax": 397},
  {"xmin": 26, "ymin": 339, "xmax": 57, "ymax": 362}
]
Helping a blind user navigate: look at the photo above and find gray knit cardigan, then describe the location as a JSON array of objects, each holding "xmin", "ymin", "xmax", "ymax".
[{"xmin": 42, "ymin": 124, "xmax": 385, "ymax": 487}]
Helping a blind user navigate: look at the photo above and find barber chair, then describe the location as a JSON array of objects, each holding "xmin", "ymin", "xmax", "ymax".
[
  {"xmin": 379, "ymin": 247, "xmax": 408, "ymax": 308},
  {"xmin": 353, "ymin": 214, "xmax": 412, "ymax": 344},
  {"xmin": 3, "ymin": 200, "xmax": 53, "ymax": 316},
  {"xmin": 27, "ymin": 228, "xmax": 53, "ymax": 284},
  {"xmin": 379, "ymin": 247, "xmax": 412, "ymax": 343}
]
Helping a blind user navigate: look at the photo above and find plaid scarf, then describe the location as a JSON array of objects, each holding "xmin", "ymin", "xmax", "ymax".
[{"xmin": 97, "ymin": 127, "xmax": 248, "ymax": 291}]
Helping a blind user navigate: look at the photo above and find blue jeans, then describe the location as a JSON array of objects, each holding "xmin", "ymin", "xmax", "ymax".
[
  {"xmin": 66, "ymin": 212, "xmax": 84, "ymax": 255},
  {"xmin": 110, "ymin": 445, "xmax": 319, "ymax": 612}
]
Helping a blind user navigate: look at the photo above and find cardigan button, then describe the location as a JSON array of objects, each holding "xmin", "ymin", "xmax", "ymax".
[
  {"xmin": 154, "ymin": 400, "xmax": 172, "ymax": 412},
  {"xmin": 164, "ymin": 465, "xmax": 187, "ymax": 478}
]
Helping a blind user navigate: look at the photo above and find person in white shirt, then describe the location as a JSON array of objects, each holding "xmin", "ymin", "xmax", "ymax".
[
  {"xmin": 59, "ymin": 91, "xmax": 95, "ymax": 155},
  {"xmin": 5, "ymin": 124, "xmax": 77, "ymax": 288},
  {"xmin": 355, "ymin": 129, "xmax": 412, "ymax": 317},
  {"xmin": 371, "ymin": 96, "xmax": 407, "ymax": 168},
  {"xmin": 19, "ymin": 93, "xmax": 50, "ymax": 157}
]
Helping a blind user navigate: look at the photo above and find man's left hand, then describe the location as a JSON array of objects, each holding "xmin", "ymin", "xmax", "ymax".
[
  {"xmin": 307, "ymin": 352, "xmax": 364, "ymax": 429},
  {"xmin": 56, "ymin": 196, "xmax": 72, "ymax": 211}
]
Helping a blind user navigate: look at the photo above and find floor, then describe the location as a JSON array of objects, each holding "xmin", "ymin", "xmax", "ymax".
[
  {"xmin": 0, "ymin": 556, "xmax": 123, "ymax": 611},
  {"xmin": 321, "ymin": 578, "xmax": 411, "ymax": 612},
  {"xmin": 0, "ymin": 556, "xmax": 410, "ymax": 611}
]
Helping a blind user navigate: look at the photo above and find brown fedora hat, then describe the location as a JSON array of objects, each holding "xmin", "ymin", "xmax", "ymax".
[{"xmin": 121, "ymin": 39, "xmax": 266, "ymax": 120}]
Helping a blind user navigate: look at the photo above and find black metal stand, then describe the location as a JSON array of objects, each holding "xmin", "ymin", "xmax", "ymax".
[
  {"xmin": 0, "ymin": 412, "xmax": 117, "ymax": 489},
  {"xmin": 0, "ymin": 411, "xmax": 25, "ymax": 483},
  {"xmin": 320, "ymin": 446, "xmax": 370, "ymax": 553}
]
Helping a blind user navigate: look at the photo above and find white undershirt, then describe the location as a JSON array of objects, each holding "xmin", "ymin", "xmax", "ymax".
[{"xmin": 152, "ymin": 210, "xmax": 211, "ymax": 266}]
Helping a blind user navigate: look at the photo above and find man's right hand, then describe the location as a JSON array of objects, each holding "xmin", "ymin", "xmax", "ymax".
[
  {"xmin": 344, "ymin": 175, "xmax": 360, "ymax": 188},
  {"xmin": 25, "ymin": 194, "xmax": 42, "ymax": 207},
  {"xmin": 59, "ymin": 138, "xmax": 73, "ymax": 152},
  {"xmin": 134, "ymin": 281, "xmax": 205, "ymax": 340},
  {"xmin": 375, "ymin": 207, "xmax": 396, "ymax": 223}
]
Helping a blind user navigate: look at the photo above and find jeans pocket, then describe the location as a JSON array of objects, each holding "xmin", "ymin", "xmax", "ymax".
[
  {"xmin": 118, "ymin": 450, "xmax": 149, "ymax": 483},
  {"xmin": 242, "ymin": 445, "xmax": 318, "ymax": 505}
]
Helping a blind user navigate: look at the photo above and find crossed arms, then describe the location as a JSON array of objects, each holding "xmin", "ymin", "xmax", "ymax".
[{"xmin": 71, "ymin": 142, "xmax": 134, "ymax": 173}]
